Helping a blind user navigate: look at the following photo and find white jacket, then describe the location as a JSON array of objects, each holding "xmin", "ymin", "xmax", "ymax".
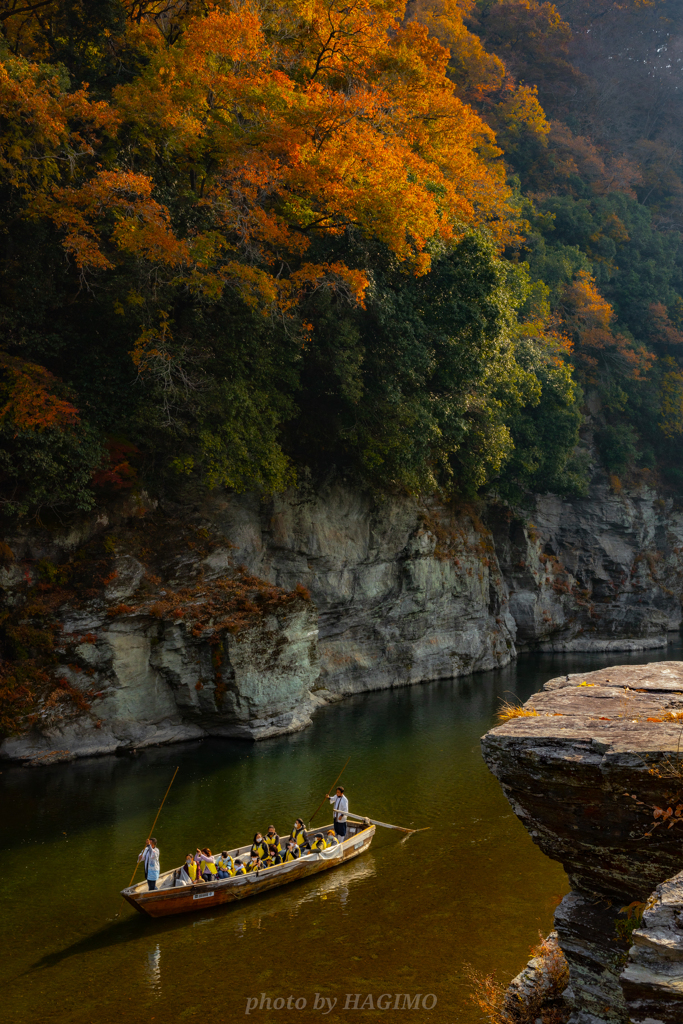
[{"xmin": 330, "ymin": 793, "xmax": 348, "ymax": 822}]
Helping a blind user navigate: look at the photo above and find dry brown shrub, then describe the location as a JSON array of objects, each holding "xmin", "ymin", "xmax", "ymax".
[{"xmin": 465, "ymin": 932, "xmax": 570, "ymax": 1024}]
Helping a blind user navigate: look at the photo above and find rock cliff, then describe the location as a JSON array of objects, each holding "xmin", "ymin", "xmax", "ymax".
[
  {"xmin": 2, "ymin": 472, "xmax": 683, "ymax": 762},
  {"xmin": 481, "ymin": 661, "xmax": 683, "ymax": 1024}
]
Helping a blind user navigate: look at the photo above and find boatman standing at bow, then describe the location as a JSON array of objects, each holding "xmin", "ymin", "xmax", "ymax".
[
  {"xmin": 326, "ymin": 786, "xmax": 348, "ymax": 840},
  {"xmin": 137, "ymin": 838, "xmax": 160, "ymax": 890}
]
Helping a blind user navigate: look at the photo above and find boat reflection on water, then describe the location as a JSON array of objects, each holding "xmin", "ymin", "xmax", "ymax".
[{"xmin": 143, "ymin": 854, "xmax": 377, "ymax": 994}]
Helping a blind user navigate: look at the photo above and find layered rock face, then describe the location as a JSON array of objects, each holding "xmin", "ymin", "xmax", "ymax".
[
  {"xmin": 481, "ymin": 662, "xmax": 683, "ymax": 1024},
  {"xmin": 0, "ymin": 485, "xmax": 515, "ymax": 760},
  {"xmin": 488, "ymin": 476, "xmax": 683, "ymax": 651},
  {"xmin": 3, "ymin": 475, "xmax": 683, "ymax": 762}
]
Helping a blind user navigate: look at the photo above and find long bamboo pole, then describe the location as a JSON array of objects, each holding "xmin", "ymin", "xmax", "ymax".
[
  {"xmin": 308, "ymin": 756, "xmax": 351, "ymax": 826},
  {"xmin": 346, "ymin": 811, "xmax": 429, "ymax": 835},
  {"xmin": 127, "ymin": 766, "xmax": 180, "ymax": 889}
]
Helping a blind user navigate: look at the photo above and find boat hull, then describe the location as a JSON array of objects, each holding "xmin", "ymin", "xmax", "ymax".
[{"xmin": 121, "ymin": 823, "xmax": 375, "ymax": 918}]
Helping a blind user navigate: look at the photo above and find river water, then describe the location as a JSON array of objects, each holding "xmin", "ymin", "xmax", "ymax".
[{"xmin": 2, "ymin": 642, "xmax": 681, "ymax": 1024}]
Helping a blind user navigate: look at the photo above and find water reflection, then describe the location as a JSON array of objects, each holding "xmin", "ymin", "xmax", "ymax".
[{"xmin": 145, "ymin": 943, "xmax": 161, "ymax": 994}]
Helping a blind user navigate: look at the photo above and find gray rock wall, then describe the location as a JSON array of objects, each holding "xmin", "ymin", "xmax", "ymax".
[{"xmin": 2, "ymin": 474, "xmax": 683, "ymax": 762}]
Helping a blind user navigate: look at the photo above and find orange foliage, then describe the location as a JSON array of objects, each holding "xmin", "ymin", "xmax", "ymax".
[
  {"xmin": 0, "ymin": 52, "xmax": 119, "ymax": 200},
  {"xmin": 91, "ymin": 439, "xmax": 139, "ymax": 491},
  {"xmin": 546, "ymin": 123, "xmax": 642, "ymax": 199},
  {"xmin": 409, "ymin": 0, "xmax": 506, "ymax": 97},
  {"xmin": 561, "ymin": 272, "xmax": 654, "ymax": 382},
  {"xmin": 0, "ymin": 353, "xmax": 80, "ymax": 432},
  {"xmin": 649, "ymin": 303, "xmax": 683, "ymax": 348},
  {"xmin": 16, "ymin": 0, "xmax": 519, "ymax": 316}
]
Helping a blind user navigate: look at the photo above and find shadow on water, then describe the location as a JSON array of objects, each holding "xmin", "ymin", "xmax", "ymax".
[{"xmin": 27, "ymin": 854, "xmax": 378, "ymax": 974}]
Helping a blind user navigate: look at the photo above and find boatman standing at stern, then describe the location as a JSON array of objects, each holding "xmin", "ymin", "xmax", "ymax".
[{"xmin": 326, "ymin": 786, "xmax": 348, "ymax": 840}]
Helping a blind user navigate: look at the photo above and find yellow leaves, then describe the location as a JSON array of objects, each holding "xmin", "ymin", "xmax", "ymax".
[
  {"xmin": 562, "ymin": 270, "xmax": 614, "ymax": 332},
  {"xmin": 496, "ymin": 84, "xmax": 550, "ymax": 141},
  {"xmin": 497, "ymin": 701, "xmax": 539, "ymax": 721},
  {"xmin": 408, "ymin": 0, "xmax": 505, "ymax": 97}
]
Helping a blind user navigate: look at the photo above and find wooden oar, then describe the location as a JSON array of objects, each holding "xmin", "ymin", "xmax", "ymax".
[
  {"xmin": 346, "ymin": 811, "xmax": 429, "ymax": 835},
  {"xmin": 308, "ymin": 756, "xmax": 351, "ymax": 826}
]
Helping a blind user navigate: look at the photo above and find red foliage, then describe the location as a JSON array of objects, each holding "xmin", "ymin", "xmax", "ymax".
[{"xmin": 91, "ymin": 438, "xmax": 139, "ymax": 491}]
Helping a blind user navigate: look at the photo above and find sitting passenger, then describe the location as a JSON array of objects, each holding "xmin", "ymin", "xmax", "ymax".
[
  {"xmin": 198, "ymin": 847, "xmax": 218, "ymax": 882},
  {"xmin": 283, "ymin": 840, "xmax": 300, "ymax": 862},
  {"xmin": 326, "ymin": 830, "xmax": 340, "ymax": 846},
  {"xmin": 290, "ymin": 818, "xmax": 307, "ymax": 850},
  {"xmin": 247, "ymin": 854, "xmax": 263, "ymax": 873},
  {"xmin": 216, "ymin": 851, "xmax": 234, "ymax": 878},
  {"xmin": 233, "ymin": 859, "xmax": 247, "ymax": 876},
  {"xmin": 310, "ymin": 833, "xmax": 327, "ymax": 853},
  {"xmin": 269, "ymin": 849, "xmax": 283, "ymax": 867},
  {"xmin": 264, "ymin": 825, "xmax": 282, "ymax": 854},
  {"xmin": 250, "ymin": 832, "xmax": 269, "ymax": 861},
  {"xmin": 179, "ymin": 854, "xmax": 198, "ymax": 885}
]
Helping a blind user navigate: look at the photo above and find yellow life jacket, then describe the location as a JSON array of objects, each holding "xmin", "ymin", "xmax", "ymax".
[
  {"xmin": 311, "ymin": 839, "xmax": 326, "ymax": 853},
  {"xmin": 265, "ymin": 833, "xmax": 281, "ymax": 851},
  {"xmin": 185, "ymin": 861, "xmax": 197, "ymax": 880},
  {"xmin": 217, "ymin": 857, "xmax": 234, "ymax": 874},
  {"xmin": 283, "ymin": 849, "xmax": 299, "ymax": 862},
  {"xmin": 291, "ymin": 828, "xmax": 307, "ymax": 847},
  {"xmin": 247, "ymin": 859, "xmax": 261, "ymax": 873},
  {"xmin": 251, "ymin": 842, "xmax": 268, "ymax": 860},
  {"xmin": 201, "ymin": 858, "xmax": 218, "ymax": 876},
  {"xmin": 234, "ymin": 863, "xmax": 246, "ymax": 875}
]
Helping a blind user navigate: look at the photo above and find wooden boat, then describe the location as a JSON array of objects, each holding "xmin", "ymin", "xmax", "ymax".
[{"xmin": 121, "ymin": 820, "xmax": 376, "ymax": 918}]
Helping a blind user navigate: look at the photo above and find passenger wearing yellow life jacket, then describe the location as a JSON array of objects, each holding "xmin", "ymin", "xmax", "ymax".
[
  {"xmin": 178, "ymin": 854, "xmax": 198, "ymax": 885},
  {"xmin": 263, "ymin": 848, "xmax": 283, "ymax": 868},
  {"xmin": 216, "ymin": 851, "xmax": 234, "ymax": 878},
  {"xmin": 326, "ymin": 830, "xmax": 340, "ymax": 847},
  {"xmin": 283, "ymin": 840, "xmax": 300, "ymax": 863},
  {"xmin": 233, "ymin": 859, "xmax": 247, "ymax": 876},
  {"xmin": 198, "ymin": 847, "xmax": 218, "ymax": 882},
  {"xmin": 246, "ymin": 854, "xmax": 263, "ymax": 873},
  {"xmin": 289, "ymin": 818, "xmax": 308, "ymax": 850},
  {"xmin": 310, "ymin": 833, "xmax": 327, "ymax": 854},
  {"xmin": 264, "ymin": 825, "xmax": 282, "ymax": 854},
  {"xmin": 250, "ymin": 833, "xmax": 269, "ymax": 861}
]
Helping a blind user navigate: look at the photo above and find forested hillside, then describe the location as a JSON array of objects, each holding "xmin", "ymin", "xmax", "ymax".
[{"xmin": 0, "ymin": 0, "xmax": 681, "ymax": 519}]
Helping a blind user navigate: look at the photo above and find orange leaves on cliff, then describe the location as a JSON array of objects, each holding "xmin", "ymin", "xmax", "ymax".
[
  {"xmin": 0, "ymin": 53, "xmax": 118, "ymax": 198},
  {"xmin": 561, "ymin": 271, "xmax": 654, "ymax": 382},
  {"xmin": 408, "ymin": 0, "xmax": 506, "ymax": 97},
  {"xmin": 109, "ymin": 1, "xmax": 517, "ymax": 296},
  {"xmin": 3, "ymin": 0, "xmax": 519, "ymax": 314},
  {"xmin": 37, "ymin": 170, "xmax": 190, "ymax": 276},
  {"xmin": 0, "ymin": 353, "xmax": 80, "ymax": 432}
]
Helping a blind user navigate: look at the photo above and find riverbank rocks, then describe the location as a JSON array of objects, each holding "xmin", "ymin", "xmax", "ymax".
[{"xmin": 481, "ymin": 661, "xmax": 683, "ymax": 1024}]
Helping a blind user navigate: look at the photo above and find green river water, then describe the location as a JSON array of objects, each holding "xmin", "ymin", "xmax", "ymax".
[{"xmin": 2, "ymin": 643, "xmax": 681, "ymax": 1024}]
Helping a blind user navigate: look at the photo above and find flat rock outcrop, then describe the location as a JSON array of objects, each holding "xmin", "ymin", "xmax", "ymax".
[{"xmin": 482, "ymin": 661, "xmax": 683, "ymax": 1024}]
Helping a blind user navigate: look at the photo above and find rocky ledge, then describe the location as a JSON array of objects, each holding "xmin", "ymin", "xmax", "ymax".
[{"xmin": 481, "ymin": 661, "xmax": 683, "ymax": 1024}]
